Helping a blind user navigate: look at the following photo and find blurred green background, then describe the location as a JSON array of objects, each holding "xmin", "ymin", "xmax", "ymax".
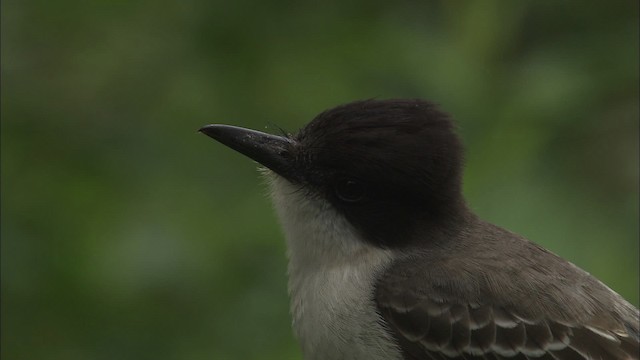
[{"xmin": 2, "ymin": 1, "xmax": 638, "ymax": 359}]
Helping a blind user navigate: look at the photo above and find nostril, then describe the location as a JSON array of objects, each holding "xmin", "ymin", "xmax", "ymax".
[{"xmin": 278, "ymin": 149, "xmax": 290, "ymax": 157}]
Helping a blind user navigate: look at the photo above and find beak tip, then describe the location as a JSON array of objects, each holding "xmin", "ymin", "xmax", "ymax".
[{"xmin": 199, "ymin": 124, "xmax": 219, "ymax": 137}]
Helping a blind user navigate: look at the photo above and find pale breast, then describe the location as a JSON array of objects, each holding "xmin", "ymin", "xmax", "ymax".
[
  {"xmin": 288, "ymin": 252, "xmax": 401, "ymax": 360},
  {"xmin": 268, "ymin": 175, "xmax": 402, "ymax": 360}
]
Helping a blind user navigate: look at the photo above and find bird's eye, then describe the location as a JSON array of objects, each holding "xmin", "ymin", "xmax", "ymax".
[{"xmin": 335, "ymin": 178, "xmax": 365, "ymax": 203}]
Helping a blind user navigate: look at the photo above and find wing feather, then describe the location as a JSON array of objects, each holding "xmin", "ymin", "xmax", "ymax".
[
  {"xmin": 375, "ymin": 221, "xmax": 639, "ymax": 359},
  {"xmin": 379, "ymin": 299, "xmax": 638, "ymax": 359}
]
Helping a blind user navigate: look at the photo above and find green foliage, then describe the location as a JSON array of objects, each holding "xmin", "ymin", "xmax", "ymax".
[{"xmin": 2, "ymin": 1, "xmax": 638, "ymax": 359}]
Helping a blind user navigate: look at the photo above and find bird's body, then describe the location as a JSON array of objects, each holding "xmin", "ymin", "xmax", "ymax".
[
  {"xmin": 376, "ymin": 220, "xmax": 639, "ymax": 360},
  {"xmin": 200, "ymin": 99, "xmax": 639, "ymax": 360}
]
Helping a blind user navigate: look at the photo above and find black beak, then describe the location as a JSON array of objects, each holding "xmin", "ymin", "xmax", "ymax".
[{"xmin": 199, "ymin": 124, "xmax": 297, "ymax": 179}]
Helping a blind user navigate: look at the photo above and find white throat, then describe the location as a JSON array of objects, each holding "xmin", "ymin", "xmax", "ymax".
[{"xmin": 267, "ymin": 174, "xmax": 401, "ymax": 360}]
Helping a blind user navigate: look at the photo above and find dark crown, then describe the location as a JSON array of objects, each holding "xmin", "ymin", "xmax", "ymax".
[{"xmin": 292, "ymin": 99, "xmax": 467, "ymax": 247}]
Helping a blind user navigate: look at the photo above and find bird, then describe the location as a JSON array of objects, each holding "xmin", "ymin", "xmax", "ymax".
[{"xmin": 199, "ymin": 99, "xmax": 639, "ymax": 360}]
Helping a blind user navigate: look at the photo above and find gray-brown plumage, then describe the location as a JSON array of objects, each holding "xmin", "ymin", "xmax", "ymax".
[{"xmin": 376, "ymin": 218, "xmax": 639, "ymax": 359}]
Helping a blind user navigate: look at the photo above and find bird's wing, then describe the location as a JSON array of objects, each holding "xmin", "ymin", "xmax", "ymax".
[
  {"xmin": 377, "ymin": 296, "xmax": 638, "ymax": 360},
  {"xmin": 375, "ymin": 252, "xmax": 639, "ymax": 360}
]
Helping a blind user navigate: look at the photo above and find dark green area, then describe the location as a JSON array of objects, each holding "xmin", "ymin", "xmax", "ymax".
[{"xmin": 2, "ymin": 1, "xmax": 638, "ymax": 359}]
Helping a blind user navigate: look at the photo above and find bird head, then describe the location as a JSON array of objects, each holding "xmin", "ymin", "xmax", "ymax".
[{"xmin": 201, "ymin": 99, "xmax": 467, "ymax": 248}]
